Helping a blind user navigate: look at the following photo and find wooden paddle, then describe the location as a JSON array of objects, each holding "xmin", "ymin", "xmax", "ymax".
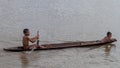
[{"xmin": 37, "ymin": 31, "xmax": 39, "ymax": 47}]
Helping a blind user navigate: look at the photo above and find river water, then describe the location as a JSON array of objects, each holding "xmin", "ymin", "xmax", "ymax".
[{"xmin": 0, "ymin": 0, "xmax": 120, "ymax": 68}]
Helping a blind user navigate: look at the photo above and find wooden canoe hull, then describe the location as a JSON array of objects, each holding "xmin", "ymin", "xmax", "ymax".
[{"xmin": 3, "ymin": 39, "xmax": 117, "ymax": 52}]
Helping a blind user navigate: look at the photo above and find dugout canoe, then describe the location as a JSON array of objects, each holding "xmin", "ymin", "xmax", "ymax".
[{"xmin": 3, "ymin": 39, "xmax": 117, "ymax": 52}]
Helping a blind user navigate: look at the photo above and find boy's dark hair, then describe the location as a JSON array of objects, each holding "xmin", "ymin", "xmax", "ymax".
[
  {"xmin": 107, "ymin": 32, "xmax": 112, "ymax": 36},
  {"xmin": 23, "ymin": 28, "xmax": 29, "ymax": 34}
]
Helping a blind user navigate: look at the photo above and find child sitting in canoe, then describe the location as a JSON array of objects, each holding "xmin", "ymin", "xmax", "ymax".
[
  {"xmin": 23, "ymin": 28, "xmax": 45, "ymax": 50},
  {"xmin": 102, "ymin": 32, "xmax": 113, "ymax": 42}
]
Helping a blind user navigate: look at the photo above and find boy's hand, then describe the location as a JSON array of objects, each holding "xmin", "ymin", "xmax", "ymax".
[{"xmin": 34, "ymin": 35, "xmax": 39, "ymax": 39}]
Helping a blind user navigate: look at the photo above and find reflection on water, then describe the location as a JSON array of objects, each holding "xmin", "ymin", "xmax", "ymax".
[
  {"xmin": 18, "ymin": 44, "xmax": 117, "ymax": 68},
  {"xmin": 20, "ymin": 52, "xmax": 29, "ymax": 68},
  {"xmin": 19, "ymin": 52, "xmax": 41, "ymax": 68},
  {"xmin": 104, "ymin": 44, "xmax": 116, "ymax": 57}
]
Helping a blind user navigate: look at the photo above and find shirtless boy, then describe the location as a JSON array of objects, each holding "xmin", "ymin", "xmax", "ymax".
[
  {"xmin": 23, "ymin": 28, "xmax": 45, "ymax": 50},
  {"xmin": 102, "ymin": 32, "xmax": 112, "ymax": 42}
]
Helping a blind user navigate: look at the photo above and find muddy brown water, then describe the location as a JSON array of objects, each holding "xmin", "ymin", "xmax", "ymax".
[{"xmin": 0, "ymin": 0, "xmax": 120, "ymax": 68}]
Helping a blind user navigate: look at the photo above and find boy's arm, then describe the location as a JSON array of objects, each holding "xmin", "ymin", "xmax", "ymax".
[{"xmin": 28, "ymin": 36, "xmax": 38, "ymax": 43}]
